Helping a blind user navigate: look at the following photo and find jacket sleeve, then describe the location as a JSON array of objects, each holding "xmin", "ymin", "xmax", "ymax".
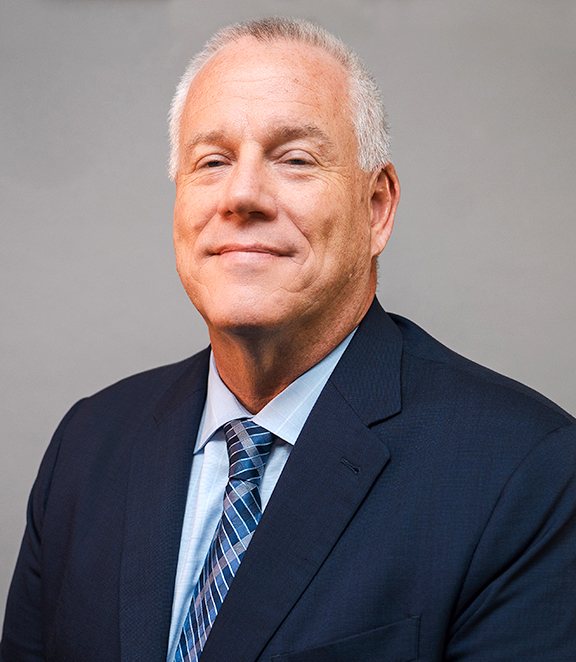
[
  {"xmin": 445, "ymin": 423, "xmax": 576, "ymax": 662},
  {"xmin": 0, "ymin": 402, "xmax": 84, "ymax": 662}
]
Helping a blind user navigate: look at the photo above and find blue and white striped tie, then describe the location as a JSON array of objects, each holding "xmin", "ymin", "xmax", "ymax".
[{"xmin": 175, "ymin": 419, "xmax": 275, "ymax": 662}]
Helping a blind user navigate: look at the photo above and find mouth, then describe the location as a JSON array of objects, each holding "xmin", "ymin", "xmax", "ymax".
[
  {"xmin": 212, "ymin": 244, "xmax": 289, "ymax": 262},
  {"xmin": 215, "ymin": 244, "xmax": 284, "ymax": 256}
]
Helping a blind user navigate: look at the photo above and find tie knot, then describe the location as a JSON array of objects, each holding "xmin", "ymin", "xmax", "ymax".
[{"xmin": 223, "ymin": 419, "xmax": 275, "ymax": 484}]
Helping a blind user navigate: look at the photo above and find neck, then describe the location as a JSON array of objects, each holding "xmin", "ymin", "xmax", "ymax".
[{"xmin": 209, "ymin": 293, "xmax": 375, "ymax": 414}]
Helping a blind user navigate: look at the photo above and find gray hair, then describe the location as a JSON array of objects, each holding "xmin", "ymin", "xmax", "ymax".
[{"xmin": 168, "ymin": 17, "xmax": 390, "ymax": 179}]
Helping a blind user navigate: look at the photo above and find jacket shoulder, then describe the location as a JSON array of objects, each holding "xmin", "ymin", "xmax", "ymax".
[
  {"xmin": 389, "ymin": 313, "xmax": 575, "ymax": 430},
  {"xmin": 63, "ymin": 347, "xmax": 211, "ymax": 438}
]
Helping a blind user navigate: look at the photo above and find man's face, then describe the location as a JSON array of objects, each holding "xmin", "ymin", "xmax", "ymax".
[{"xmin": 174, "ymin": 37, "xmax": 392, "ymax": 342}]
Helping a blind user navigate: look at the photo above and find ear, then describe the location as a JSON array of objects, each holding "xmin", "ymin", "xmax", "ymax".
[{"xmin": 369, "ymin": 162, "xmax": 400, "ymax": 258}]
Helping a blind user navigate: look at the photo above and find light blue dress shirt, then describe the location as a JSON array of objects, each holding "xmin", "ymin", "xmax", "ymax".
[{"xmin": 166, "ymin": 331, "xmax": 355, "ymax": 660}]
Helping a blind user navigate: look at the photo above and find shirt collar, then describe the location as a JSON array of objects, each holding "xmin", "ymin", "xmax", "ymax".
[{"xmin": 195, "ymin": 329, "xmax": 356, "ymax": 453}]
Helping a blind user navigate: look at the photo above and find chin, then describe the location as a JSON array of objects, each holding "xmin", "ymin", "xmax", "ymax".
[
  {"xmin": 213, "ymin": 313, "xmax": 285, "ymax": 338},
  {"xmin": 199, "ymin": 295, "xmax": 288, "ymax": 337}
]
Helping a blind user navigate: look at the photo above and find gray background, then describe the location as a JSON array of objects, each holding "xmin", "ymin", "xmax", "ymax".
[{"xmin": 1, "ymin": 0, "xmax": 575, "ymax": 623}]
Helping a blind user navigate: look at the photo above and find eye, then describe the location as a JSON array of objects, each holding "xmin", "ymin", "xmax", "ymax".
[
  {"xmin": 280, "ymin": 150, "xmax": 315, "ymax": 166},
  {"xmin": 285, "ymin": 157, "xmax": 310, "ymax": 166},
  {"xmin": 198, "ymin": 155, "xmax": 229, "ymax": 169},
  {"xmin": 204, "ymin": 159, "xmax": 226, "ymax": 168}
]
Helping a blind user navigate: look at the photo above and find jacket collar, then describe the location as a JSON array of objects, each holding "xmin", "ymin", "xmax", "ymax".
[
  {"xmin": 330, "ymin": 297, "xmax": 403, "ymax": 426},
  {"xmin": 120, "ymin": 350, "xmax": 210, "ymax": 659}
]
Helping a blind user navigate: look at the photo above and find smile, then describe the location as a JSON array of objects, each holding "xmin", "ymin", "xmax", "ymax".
[
  {"xmin": 216, "ymin": 244, "xmax": 284, "ymax": 256},
  {"xmin": 212, "ymin": 245, "xmax": 289, "ymax": 263}
]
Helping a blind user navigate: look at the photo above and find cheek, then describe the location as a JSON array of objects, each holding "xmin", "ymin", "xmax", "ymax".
[
  {"xmin": 173, "ymin": 217, "xmax": 191, "ymax": 271},
  {"xmin": 173, "ymin": 190, "xmax": 197, "ymax": 233},
  {"xmin": 174, "ymin": 180, "xmax": 216, "ymax": 229},
  {"xmin": 173, "ymin": 192, "xmax": 208, "ymax": 255},
  {"xmin": 173, "ymin": 207, "xmax": 202, "ymax": 287},
  {"xmin": 299, "ymin": 197, "xmax": 368, "ymax": 257}
]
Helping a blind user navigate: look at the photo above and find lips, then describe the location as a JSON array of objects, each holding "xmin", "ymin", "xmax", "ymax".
[{"xmin": 213, "ymin": 243, "xmax": 287, "ymax": 257}]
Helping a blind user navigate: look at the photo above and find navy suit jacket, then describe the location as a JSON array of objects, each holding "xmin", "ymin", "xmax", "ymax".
[{"xmin": 2, "ymin": 300, "xmax": 576, "ymax": 661}]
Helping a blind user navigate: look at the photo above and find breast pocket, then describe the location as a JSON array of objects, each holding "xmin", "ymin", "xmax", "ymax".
[{"xmin": 271, "ymin": 615, "xmax": 420, "ymax": 662}]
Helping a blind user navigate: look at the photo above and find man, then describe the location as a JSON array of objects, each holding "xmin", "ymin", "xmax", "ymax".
[{"xmin": 2, "ymin": 16, "xmax": 575, "ymax": 662}]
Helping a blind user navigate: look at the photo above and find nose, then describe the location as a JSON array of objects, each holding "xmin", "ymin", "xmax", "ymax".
[{"xmin": 217, "ymin": 154, "xmax": 277, "ymax": 221}]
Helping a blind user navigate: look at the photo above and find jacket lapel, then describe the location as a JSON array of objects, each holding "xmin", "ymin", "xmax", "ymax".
[
  {"xmin": 199, "ymin": 300, "xmax": 403, "ymax": 662},
  {"xmin": 119, "ymin": 350, "xmax": 210, "ymax": 661}
]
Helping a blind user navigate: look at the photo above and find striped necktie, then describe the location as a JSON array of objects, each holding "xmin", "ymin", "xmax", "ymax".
[{"xmin": 175, "ymin": 419, "xmax": 275, "ymax": 662}]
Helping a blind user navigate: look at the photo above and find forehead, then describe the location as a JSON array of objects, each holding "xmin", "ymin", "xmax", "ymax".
[{"xmin": 181, "ymin": 37, "xmax": 355, "ymax": 144}]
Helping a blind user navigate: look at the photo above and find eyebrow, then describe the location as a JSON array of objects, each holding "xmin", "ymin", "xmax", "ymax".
[
  {"xmin": 182, "ymin": 124, "xmax": 337, "ymax": 159},
  {"xmin": 183, "ymin": 131, "xmax": 227, "ymax": 157},
  {"xmin": 268, "ymin": 124, "xmax": 336, "ymax": 152}
]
